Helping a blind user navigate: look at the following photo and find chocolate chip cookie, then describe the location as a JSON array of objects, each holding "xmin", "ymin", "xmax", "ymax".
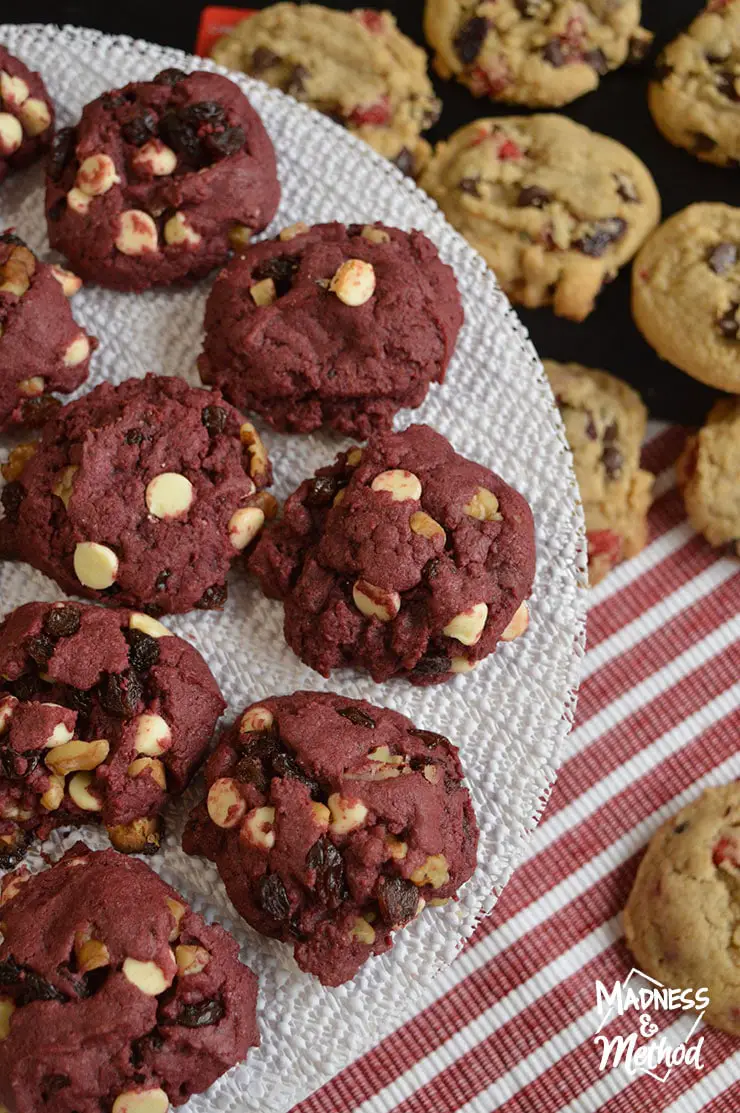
[
  {"xmin": 420, "ymin": 115, "xmax": 660, "ymax": 321},
  {"xmin": 424, "ymin": 0, "xmax": 652, "ymax": 108},
  {"xmin": 0, "ymin": 45, "xmax": 54, "ymax": 186},
  {"xmin": 0, "ymin": 233, "xmax": 96, "ymax": 432},
  {"xmin": 544, "ymin": 361, "xmax": 654, "ymax": 585},
  {"xmin": 45, "ymin": 69, "xmax": 280, "ymax": 292},
  {"xmin": 0, "ymin": 600, "xmax": 225, "ymax": 863},
  {"xmin": 198, "ymin": 221, "xmax": 464, "ymax": 437},
  {"xmin": 249, "ymin": 424, "xmax": 535, "ymax": 685},
  {"xmin": 183, "ymin": 691, "xmax": 478, "ymax": 986},
  {"xmin": 0, "ymin": 375, "xmax": 274, "ymax": 613},
  {"xmin": 624, "ymin": 783, "xmax": 740, "ymax": 1036},
  {"xmin": 649, "ymin": 0, "xmax": 740, "ymax": 168},
  {"xmin": 632, "ymin": 203, "xmax": 740, "ymax": 393},
  {"xmin": 677, "ymin": 397, "xmax": 740, "ymax": 556},
  {"xmin": 211, "ymin": 4, "xmax": 441, "ymax": 177},
  {"xmin": 0, "ymin": 844, "xmax": 259, "ymax": 1111}
]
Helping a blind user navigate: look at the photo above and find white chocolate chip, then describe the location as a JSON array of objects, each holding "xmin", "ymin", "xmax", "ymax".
[
  {"xmin": 327, "ymin": 792, "xmax": 368, "ymax": 834},
  {"xmin": 463, "ymin": 487, "xmax": 502, "ymax": 522},
  {"xmin": 73, "ymin": 542, "xmax": 119, "ymax": 590},
  {"xmin": 129, "ymin": 613, "xmax": 171, "ymax": 638},
  {"xmin": 127, "ymin": 757, "xmax": 167, "ymax": 791},
  {"xmin": 352, "ymin": 579, "xmax": 400, "ymax": 623},
  {"xmin": 450, "ymin": 656, "xmax": 477, "ymax": 674},
  {"xmin": 329, "ymin": 258, "xmax": 376, "ymax": 306},
  {"xmin": 279, "ymin": 222, "xmax": 309, "ymax": 241},
  {"xmin": 409, "ymin": 511, "xmax": 445, "ymax": 540},
  {"xmin": 240, "ymin": 706, "xmax": 274, "ymax": 734},
  {"xmin": 0, "ymin": 996, "xmax": 15, "ymax": 1041},
  {"xmin": 0, "ymin": 695, "xmax": 17, "ymax": 734},
  {"xmin": 43, "ymin": 709, "xmax": 74, "ymax": 748},
  {"xmin": 410, "ymin": 853, "xmax": 450, "ymax": 889},
  {"xmin": 242, "ymin": 805, "xmax": 276, "ymax": 850},
  {"xmin": 0, "ymin": 72, "xmax": 29, "ymax": 108},
  {"xmin": 0, "ymin": 112, "xmax": 22, "ymax": 155},
  {"xmin": 16, "ymin": 376, "xmax": 43, "ymax": 397},
  {"xmin": 63, "ymin": 333, "xmax": 90, "ymax": 366},
  {"xmin": 350, "ymin": 916, "xmax": 376, "ymax": 944},
  {"xmin": 46, "ymin": 737, "xmax": 109, "ymax": 775},
  {"xmin": 40, "ymin": 773, "xmax": 65, "ymax": 811},
  {"xmin": 249, "ymin": 277, "xmax": 276, "ymax": 307},
  {"xmin": 163, "ymin": 211, "xmax": 201, "ymax": 247},
  {"xmin": 207, "ymin": 777, "xmax": 246, "ymax": 828},
  {"xmin": 500, "ymin": 601, "xmax": 530, "ymax": 642},
  {"xmin": 145, "ymin": 472, "xmax": 194, "ymax": 520},
  {"xmin": 166, "ymin": 898, "xmax": 186, "ymax": 942},
  {"xmin": 66, "ymin": 187, "xmax": 92, "ymax": 215},
  {"xmin": 371, "ymin": 470, "xmax": 422, "ymax": 502},
  {"xmin": 50, "ymin": 265, "xmax": 82, "ymax": 297},
  {"xmin": 228, "ymin": 506, "xmax": 265, "ymax": 551},
  {"xmin": 132, "ymin": 139, "xmax": 177, "ymax": 177},
  {"xmin": 423, "ymin": 764, "xmax": 440, "ymax": 784},
  {"xmin": 134, "ymin": 713, "xmax": 171, "ymax": 757},
  {"xmin": 115, "ymin": 210, "xmax": 159, "ymax": 256},
  {"xmin": 443, "ymin": 602, "xmax": 488, "ymax": 646},
  {"xmin": 228, "ymin": 224, "xmax": 251, "ymax": 251},
  {"xmin": 175, "ymin": 944, "xmax": 210, "ymax": 976},
  {"xmin": 311, "ymin": 801, "xmax": 331, "ymax": 828},
  {"xmin": 112, "ymin": 1090, "xmax": 170, "ymax": 1113},
  {"xmin": 53, "ymin": 465, "xmax": 78, "ymax": 509},
  {"xmin": 67, "ymin": 770, "xmax": 103, "ymax": 811},
  {"xmin": 361, "ymin": 225, "xmax": 390, "ymax": 244},
  {"xmin": 76, "ymin": 153, "xmax": 120, "ymax": 196},
  {"xmin": 122, "ymin": 957, "xmax": 174, "ymax": 996},
  {"xmin": 18, "ymin": 97, "xmax": 51, "ymax": 137},
  {"xmin": 386, "ymin": 834, "xmax": 408, "ymax": 860}
]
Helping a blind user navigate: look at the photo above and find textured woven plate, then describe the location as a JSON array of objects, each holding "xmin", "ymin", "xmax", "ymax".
[{"xmin": 0, "ymin": 25, "xmax": 587, "ymax": 1113}]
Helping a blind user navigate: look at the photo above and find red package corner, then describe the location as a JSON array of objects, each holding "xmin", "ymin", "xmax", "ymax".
[{"xmin": 196, "ymin": 7, "xmax": 256, "ymax": 58}]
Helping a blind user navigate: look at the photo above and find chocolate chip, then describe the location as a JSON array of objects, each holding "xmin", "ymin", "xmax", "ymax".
[
  {"xmin": 175, "ymin": 998, "xmax": 225, "ymax": 1028},
  {"xmin": 258, "ymin": 872, "xmax": 291, "ymax": 921},
  {"xmin": 601, "ymin": 445, "xmax": 623, "ymax": 479},
  {"xmin": 517, "ymin": 185, "xmax": 551, "ymax": 209},
  {"xmin": 653, "ymin": 60, "xmax": 673, "ymax": 82},
  {"xmin": 543, "ymin": 40, "xmax": 566, "ymax": 67},
  {"xmin": 155, "ymin": 569, "xmax": 171, "ymax": 593},
  {"xmin": 707, "ymin": 243, "xmax": 737, "ymax": 275},
  {"xmin": 576, "ymin": 218, "xmax": 627, "ymax": 258},
  {"xmin": 453, "ymin": 17, "xmax": 489, "ymax": 64},
  {"xmin": 337, "ymin": 706, "xmax": 376, "ymax": 729},
  {"xmin": 305, "ymin": 474, "xmax": 342, "ymax": 506},
  {"xmin": 201, "ymin": 404, "xmax": 228, "ymax": 435},
  {"xmin": 1, "ymin": 480, "xmax": 24, "ymax": 522},
  {"xmin": 392, "ymin": 147, "xmax": 415, "ymax": 177},
  {"xmin": 718, "ymin": 303, "xmax": 740, "ymax": 339},
  {"xmin": 692, "ymin": 132, "xmax": 717, "ymax": 153},
  {"xmin": 717, "ymin": 72, "xmax": 740, "ymax": 102},
  {"xmin": 253, "ymin": 253, "xmax": 299, "ymax": 296},
  {"xmin": 459, "ymin": 177, "xmax": 481, "ymax": 196},
  {"xmin": 99, "ymin": 668, "xmax": 143, "ymax": 720},
  {"xmin": 251, "ymin": 46, "xmax": 280, "ymax": 72},
  {"xmin": 583, "ymin": 48, "xmax": 608, "ymax": 76},
  {"xmin": 43, "ymin": 605, "xmax": 81, "ymax": 639},
  {"xmin": 411, "ymin": 652, "xmax": 452, "ymax": 677},
  {"xmin": 286, "ymin": 65, "xmax": 310, "ymax": 97},
  {"xmin": 124, "ymin": 429, "xmax": 144, "ymax": 445},
  {"xmin": 122, "ymin": 110, "xmax": 157, "ymax": 147},
  {"xmin": 25, "ymin": 634, "xmax": 55, "ymax": 666},
  {"xmin": 306, "ymin": 836, "xmax": 347, "ymax": 908},
  {"xmin": 378, "ymin": 876, "xmax": 420, "ymax": 927},
  {"xmin": 195, "ymin": 583, "xmax": 228, "ymax": 610},
  {"xmin": 205, "ymin": 125, "xmax": 245, "ymax": 158},
  {"xmin": 126, "ymin": 629, "xmax": 160, "ymax": 672},
  {"xmin": 20, "ymin": 394, "xmax": 62, "ymax": 428},
  {"xmin": 48, "ymin": 127, "xmax": 76, "ymax": 182},
  {"xmin": 613, "ymin": 173, "xmax": 639, "ymax": 203},
  {"xmin": 154, "ymin": 68, "xmax": 188, "ymax": 86}
]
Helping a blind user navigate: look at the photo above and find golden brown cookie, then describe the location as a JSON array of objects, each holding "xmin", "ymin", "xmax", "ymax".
[
  {"xmin": 632, "ymin": 203, "xmax": 740, "ymax": 393},
  {"xmin": 420, "ymin": 115, "xmax": 660, "ymax": 321},
  {"xmin": 545, "ymin": 360, "xmax": 654, "ymax": 584},
  {"xmin": 424, "ymin": 0, "xmax": 652, "ymax": 108},
  {"xmin": 624, "ymin": 784, "xmax": 740, "ymax": 1037},
  {"xmin": 212, "ymin": 4, "xmax": 441, "ymax": 176},
  {"xmin": 648, "ymin": 0, "xmax": 740, "ymax": 168},
  {"xmin": 677, "ymin": 397, "xmax": 740, "ymax": 555}
]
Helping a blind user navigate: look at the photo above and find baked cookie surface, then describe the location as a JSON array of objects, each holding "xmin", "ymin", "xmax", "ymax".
[
  {"xmin": 0, "ymin": 375, "xmax": 273, "ymax": 614},
  {"xmin": 420, "ymin": 115, "xmax": 660, "ymax": 321},
  {"xmin": 0, "ymin": 45, "xmax": 54, "ymax": 185},
  {"xmin": 249, "ymin": 424, "xmax": 535, "ymax": 685},
  {"xmin": 0, "ymin": 600, "xmax": 225, "ymax": 861},
  {"xmin": 0, "ymin": 233, "xmax": 95, "ymax": 432},
  {"xmin": 212, "ymin": 4, "xmax": 441, "ymax": 177},
  {"xmin": 544, "ymin": 360, "xmax": 653, "ymax": 585},
  {"xmin": 624, "ymin": 784, "xmax": 740, "ymax": 1036},
  {"xmin": 423, "ymin": 0, "xmax": 651, "ymax": 107},
  {"xmin": 677, "ymin": 397, "xmax": 740, "ymax": 555},
  {"xmin": 198, "ymin": 221, "xmax": 464, "ymax": 438},
  {"xmin": 45, "ymin": 69, "xmax": 280, "ymax": 291},
  {"xmin": 649, "ymin": 0, "xmax": 740, "ymax": 168},
  {"xmin": 632, "ymin": 203, "xmax": 740, "ymax": 393},
  {"xmin": 0, "ymin": 844, "xmax": 259, "ymax": 1111},
  {"xmin": 183, "ymin": 690, "xmax": 478, "ymax": 986}
]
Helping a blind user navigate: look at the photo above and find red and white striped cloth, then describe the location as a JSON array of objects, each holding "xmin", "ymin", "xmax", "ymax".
[{"xmin": 291, "ymin": 424, "xmax": 740, "ymax": 1113}]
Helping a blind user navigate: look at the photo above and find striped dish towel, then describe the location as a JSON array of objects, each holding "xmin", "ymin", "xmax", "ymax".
[{"xmin": 291, "ymin": 424, "xmax": 740, "ymax": 1113}]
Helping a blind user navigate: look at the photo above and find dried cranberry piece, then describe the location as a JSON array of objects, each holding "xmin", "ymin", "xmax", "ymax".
[
  {"xmin": 337, "ymin": 706, "xmax": 376, "ymax": 729},
  {"xmin": 175, "ymin": 998, "xmax": 225, "ymax": 1027},
  {"xmin": 454, "ymin": 16, "xmax": 489, "ymax": 64},
  {"xmin": 411, "ymin": 652, "xmax": 452, "ymax": 678},
  {"xmin": 201, "ymin": 404, "xmax": 228, "ymax": 435},
  {"xmin": 253, "ymin": 254, "xmax": 299, "ymax": 296},
  {"xmin": 121, "ymin": 111, "xmax": 157, "ymax": 146},
  {"xmin": 1, "ymin": 481, "xmax": 24, "ymax": 522},
  {"xmin": 306, "ymin": 836, "xmax": 346, "ymax": 908},
  {"xmin": 154, "ymin": 68, "xmax": 188, "ymax": 85},
  {"xmin": 258, "ymin": 872, "xmax": 291, "ymax": 921},
  {"xmin": 717, "ymin": 72, "xmax": 740, "ymax": 102},
  {"xmin": 517, "ymin": 185, "xmax": 551, "ymax": 209},
  {"xmin": 601, "ymin": 445, "xmax": 623, "ymax": 479},
  {"xmin": 251, "ymin": 46, "xmax": 280, "ymax": 72},
  {"xmin": 100, "ymin": 668, "xmax": 143, "ymax": 720},
  {"xmin": 305, "ymin": 474, "xmax": 341, "ymax": 506},
  {"xmin": 195, "ymin": 583, "xmax": 228, "ymax": 610},
  {"xmin": 583, "ymin": 48, "xmax": 608, "ymax": 75},
  {"xmin": 718, "ymin": 304, "xmax": 740, "ymax": 339},
  {"xmin": 378, "ymin": 876, "xmax": 420, "ymax": 927},
  {"xmin": 459, "ymin": 177, "xmax": 481, "ymax": 196},
  {"xmin": 43, "ymin": 605, "xmax": 81, "ymax": 639},
  {"xmin": 126, "ymin": 629, "xmax": 160, "ymax": 672},
  {"xmin": 25, "ymin": 634, "xmax": 55, "ymax": 666},
  {"xmin": 48, "ymin": 127, "xmax": 76, "ymax": 182},
  {"xmin": 575, "ymin": 218, "xmax": 627, "ymax": 257},
  {"xmin": 205, "ymin": 125, "xmax": 246, "ymax": 159},
  {"xmin": 21, "ymin": 394, "xmax": 62, "ymax": 428},
  {"xmin": 392, "ymin": 147, "xmax": 415, "ymax": 177}
]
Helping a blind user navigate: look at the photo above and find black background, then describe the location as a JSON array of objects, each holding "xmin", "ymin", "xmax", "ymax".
[{"xmin": 3, "ymin": 1, "xmax": 734, "ymax": 422}]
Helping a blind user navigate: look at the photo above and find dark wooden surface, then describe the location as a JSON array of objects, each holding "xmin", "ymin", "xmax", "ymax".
[{"xmin": 3, "ymin": 1, "xmax": 732, "ymax": 422}]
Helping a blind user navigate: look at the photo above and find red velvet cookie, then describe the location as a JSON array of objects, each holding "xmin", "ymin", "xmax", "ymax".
[
  {"xmin": 0, "ymin": 46, "xmax": 54, "ymax": 185},
  {"xmin": 0, "ymin": 600, "xmax": 225, "ymax": 863},
  {"xmin": 0, "ymin": 844, "xmax": 259, "ymax": 1112},
  {"xmin": 249, "ymin": 424, "xmax": 535, "ymax": 684},
  {"xmin": 198, "ymin": 221, "xmax": 464, "ymax": 437},
  {"xmin": 183, "ymin": 690, "xmax": 478, "ymax": 986},
  {"xmin": 45, "ymin": 68, "xmax": 280, "ymax": 291},
  {"xmin": 0, "ymin": 375, "xmax": 274, "ymax": 614},
  {"xmin": 0, "ymin": 232, "xmax": 96, "ymax": 432}
]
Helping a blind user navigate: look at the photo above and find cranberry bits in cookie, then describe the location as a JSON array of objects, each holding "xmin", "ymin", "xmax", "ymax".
[
  {"xmin": 45, "ymin": 68, "xmax": 280, "ymax": 291},
  {"xmin": 183, "ymin": 691, "xmax": 479, "ymax": 986},
  {"xmin": 249, "ymin": 424, "xmax": 535, "ymax": 684},
  {"xmin": 0, "ymin": 46, "xmax": 54, "ymax": 186}
]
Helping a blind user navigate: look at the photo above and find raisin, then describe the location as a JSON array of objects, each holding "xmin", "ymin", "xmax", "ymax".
[
  {"xmin": 306, "ymin": 836, "xmax": 346, "ymax": 908},
  {"xmin": 158, "ymin": 111, "xmax": 202, "ymax": 163},
  {"xmin": 409, "ymin": 728, "xmax": 448, "ymax": 748},
  {"xmin": 453, "ymin": 17, "xmax": 489, "ymax": 65},
  {"xmin": 0, "ymin": 957, "xmax": 67, "ymax": 1005},
  {"xmin": 707, "ymin": 243, "xmax": 737, "ymax": 276},
  {"xmin": 1, "ymin": 481, "xmax": 24, "ymax": 522},
  {"xmin": 583, "ymin": 48, "xmax": 608, "ymax": 75},
  {"xmin": 602, "ymin": 445, "xmax": 623, "ymax": 479},
  {"xmin": 517, "ymin": 185, "xmax": 551, "ymax": 209},
  {"xmin": 195, "ymin": 583, "xmax": 228, "ymax": 610},
  {"xmin": 155, "ymin": 570, "xmax": 171, "ymax": 593},
  {"xmin": 64, "ymin": 686, "xmax": 92, "ymax": 718},
  {"xmin": 10, "ymin": 672, "xmax": 42, "ymax": 701},
  {"xmin": 124, "ymin": 429, "xmax": 144, "ymax": 445},
  {"xmin": 253, "ymin": 254, "xmax": 299, "ymax": 296},
  {"xmin": 48, "ymin": 127, "xmax": 76, "ymax": 182},
  {"xmin": 411, "ymin": 652, "xmax": 451, "ymax": 678},
  {"xmin": 175, "ymin": 997, "xmax": 225, "ymax": 1028},
  {"xmin": 251, "ymin": 46, "xmax": 280, "ymax": 72},
  {"xmin": 392, "ymin": 147, "xmax": 415, "ymax": 177},
  {"xmin": 122, "ymin": 110, "xmax": 157, "ymax": 146},
  {"xmin": 20, "ymin": 394, "xmax": 62, "ymax": 428},
  {"xmin": 102, "ymin": 93, "xmax": 127, "ymax": 109},
  {"xmin": 576, "ymin": 218, "xmax": 626, "ymax": 258},
  {"xmin": 154, "ymin": 68, "xmax": 188, "ymax": 85},
  {"xmin": 187, "ymin": 101, "xmax": 226, "ymax": 124},
  {"xmin": 258, "ymin": 872, "xmax": 291, "ymax": 921},
  {"xmin": 100, "ymin": 668, "xmax": 143, "ymax": 720},
  {"xmin": 235, "ymin": 753, "xmax": 269, "ymax": 792},
  {"xmin": 202, "ymin": 404, "xmax": 228, "ymax": 435},
  {"xmin": 717, "ymin": 72, "xmax": 740, "ymax": 102},
  {"xmin": 543, "ymin": 40, "xmax": 566, "ymax": 67},
  {"xmin": 205, "ymin": 125, "xmax": 245, "ymax": 158},
  {"xmin": 718, "ymin": 304, "xmax": 740, "ymax": 339},
  {"xmin": 603, "ymin": 421, "xmax": 618, "ymax": 444},
  {"xmin": 424, "ymin": 558, "xmax": 442, "ymax": 582},
  {"xmin": 271, "ymin": 750, "xmax": 320, "ymax": 796},
  {"xmin": 43, "ymin": 605, "xmax": 81, "ymax": 639},
  {"xmin": 378, "ymin": 876, "xmax": 420, "ymax": 927},
  {"xmin": 585, "ymin": 415, "xmax": 598, "ymax": 440},
  {"xmin": 337, "ymin": 706, "xmax": 376, "ymax": 729},
  {"xmin": 25, "ymin": 634, "xmax": 55, "ymax": 666},
  {"xmin": 41, "ymin": 1075, "xmax": 70, "ymax": 1098},
  {"xmin": 126, "ymin": 629, "xmax": 160, "ymax": 672},
  {"xmin": 458, "ymin": 177, "xmax": 481, "ymax": 196},
  {"xmin": 47, "ymin": 197, "xmax": 66, "ymax": 223},
  {"xmin": 305, "ymin": 474, "xmax": 341, "ymax": 506}
]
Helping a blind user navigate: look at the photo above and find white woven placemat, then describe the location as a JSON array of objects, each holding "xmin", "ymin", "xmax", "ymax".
[{"xmin": 0, "ymin": 25, "xmax": 587, "ymax": 1113}]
